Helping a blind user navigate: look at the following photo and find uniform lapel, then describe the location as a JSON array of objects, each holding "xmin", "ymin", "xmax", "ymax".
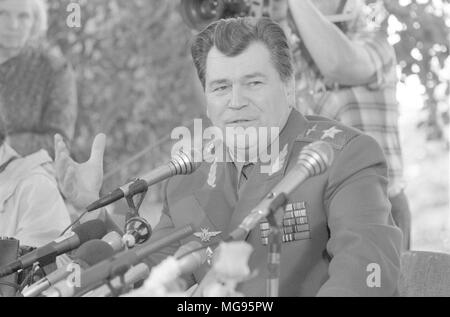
[{"xmin": 193, "ymin": 161, "xmax": 237, "ymax": 238}]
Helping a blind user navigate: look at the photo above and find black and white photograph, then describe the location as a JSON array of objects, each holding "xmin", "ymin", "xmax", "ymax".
[{"xmin": 0, "ymin": 0, "xmax": 449, "ymax": 302}]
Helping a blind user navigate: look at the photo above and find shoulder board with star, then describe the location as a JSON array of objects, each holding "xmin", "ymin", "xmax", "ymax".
[{"xmin": 297, "ymin": 116, "xmax": 361, "ymax": 151}]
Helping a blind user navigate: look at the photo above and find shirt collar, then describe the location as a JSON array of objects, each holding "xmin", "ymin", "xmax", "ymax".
[{"xmin": 0, "ymin": 143, "xmax": 19, "ymax": 166}]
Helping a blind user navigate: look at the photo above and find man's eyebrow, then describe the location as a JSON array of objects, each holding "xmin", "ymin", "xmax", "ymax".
[
  {"xmin": 243, "ymin": 72, "xmax": 267, "ymax": 80},
  {"xmin": 207, "ymin": 73, "xmax": 267, "ymax": 87},
  {"xmin": 207, "ymin": 79, "xmax": 229, "ymax": 87}
]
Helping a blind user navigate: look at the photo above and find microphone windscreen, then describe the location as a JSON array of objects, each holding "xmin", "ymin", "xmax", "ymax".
[
  {"xmin": 171, "ymin": 148, "xmax": 203, "ymax": 175},
  {"xmin": 74, "ymin": 240, "xmax": 114, "ymax": 266},
  {"xmin": 298, "ymin": 141, "xmax": 334, "ymax": 176},
  {"xmin": 102, "ymin": 231, "xmax": 124, "ymax": 253},
  {"xmin": 72, "ymin": 220, "xmax": 108, "ymax": 245},
  {"xmin": 311, "ymin": 141, "xmax": 334, "ymax": 166}
]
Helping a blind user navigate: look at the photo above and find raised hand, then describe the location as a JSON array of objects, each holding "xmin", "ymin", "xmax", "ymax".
[{"xmin": 54, "ymin": 133, "xmax": 106, "ymax": 210}]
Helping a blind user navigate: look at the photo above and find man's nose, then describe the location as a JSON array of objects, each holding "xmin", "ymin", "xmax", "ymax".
[
  {"xmin": 6, "ymin": 16, "xmax": 20, "ymax": 30},
  {"xmin": 229, "ymin": 85, "xmax": 248, "ymax": 110}
]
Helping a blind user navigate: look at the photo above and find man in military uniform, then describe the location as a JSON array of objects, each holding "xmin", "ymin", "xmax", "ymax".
[{"xmin": 55, "ymin": 17, "xmax": 402, "ymax": 296}]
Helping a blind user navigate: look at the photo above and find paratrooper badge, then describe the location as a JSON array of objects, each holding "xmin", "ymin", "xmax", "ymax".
[{"xmin": 194, "ymin": 228, "xmax": 222, "ymax": 243}]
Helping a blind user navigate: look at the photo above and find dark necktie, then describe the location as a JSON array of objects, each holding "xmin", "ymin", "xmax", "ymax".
[{"xmin": 238, "ymin": 163, "xmax": 254, "ymax": 193}]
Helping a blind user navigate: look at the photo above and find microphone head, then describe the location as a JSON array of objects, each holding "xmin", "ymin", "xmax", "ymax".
[
  {"xmin": 73, "ymin": 240, "xmax": 115, "ymax": 266},
  {"xmin": 101, "ymin": 231, "xmax": 125, "ymax": 252},
  {"xmin": 170, "ymin": 148, "xmax": 202, "ymax": 175},
  {"xmin": 71, "ymin": 220, "xmax": 108, "ymax": 245},
  {"xmin": 126, "ymin": 263, "xmax": 151, "ymax": 284},
  {"xmin": 298, "ymin": 141, "xmax": 334, "ymax": 177}
]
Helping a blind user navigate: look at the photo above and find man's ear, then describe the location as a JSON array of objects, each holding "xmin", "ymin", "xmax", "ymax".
[{"xmin": 284, "ymin": 76, "xmax": 296, "ymax": 109}]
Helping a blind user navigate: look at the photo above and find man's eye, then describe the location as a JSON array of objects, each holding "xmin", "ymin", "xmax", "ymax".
[
  {"xmin": 19, "ymin": 13, "xmax": 31, "ymax": 20},
  {"xmin": 248, "ymin": 81, "xmax": 263, "ymax": 87},
  {"xmin": 213, "ymin": 86, "xmax": 228, "ymax": 92}
]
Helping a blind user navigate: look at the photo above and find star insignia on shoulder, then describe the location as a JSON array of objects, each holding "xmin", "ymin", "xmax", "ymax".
[
  {"xmin": 194, "ymin": 228, "xmax": 222, "ymax": 243},
  {"xmin": 321, "ymin": 126, "xmax": 343, "ymax": 140}
]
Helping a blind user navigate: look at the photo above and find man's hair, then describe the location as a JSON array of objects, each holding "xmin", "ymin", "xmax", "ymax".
[
  {"xmin": 0, "ymin": 0, "xmax": 48, "ymax": 42},
  {"xmin": 191, "ymin": 17, "xmax": 293, "ymax": 89}
]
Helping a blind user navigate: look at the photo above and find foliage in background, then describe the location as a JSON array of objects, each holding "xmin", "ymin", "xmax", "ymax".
[
  {"xmin": 379, "ymin": 0, "xmax": 450, "ymax": 144},
  {"xmin": 47, "ymin": 0, "xmax": 205, "ymax": 197},
  {"xmin": 45, "ymin": 0, "xmax": 449, "ymax": 200}
]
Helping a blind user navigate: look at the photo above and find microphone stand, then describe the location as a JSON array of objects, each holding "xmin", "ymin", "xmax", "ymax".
[
  {"xmin": 265, "ymin": 192, "xmax": 288, "ymax": 298},
  {"xmin": 122, "ymin": 179, "xmax": 152, "ymax": 248}
]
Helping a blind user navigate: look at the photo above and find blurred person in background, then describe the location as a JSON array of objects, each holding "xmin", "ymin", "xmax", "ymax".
[
  {"xmin": 271, "ymin": 0, "xmax": 411, "ymax": 249},
  {"xmin": 0, "ymin": 0, "xmax": 77, "ymax": 158},
  {"xmin": 0, "ymin": 110, "xmax": 70, "ymax": 248}
]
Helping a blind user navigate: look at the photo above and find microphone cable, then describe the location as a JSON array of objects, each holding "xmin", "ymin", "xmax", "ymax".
[{"xmin": 59, "ymin": 209, "xmax": 89, "ymax": 237}]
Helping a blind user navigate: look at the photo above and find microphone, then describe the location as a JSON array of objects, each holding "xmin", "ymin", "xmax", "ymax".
[
  {"xmin": 83, "ymin": 263, "xmax": 150, "ymax": 297},
  {"xmin": 102, "ymin": 231, "xmax": 125, "ymax": 253},
  {"xmin": 84, "ymin": 241, "xmax": 205, "ymax": 297},
  {"xmin": 22, "ymin": 232, "xmax": 124, "ymax": 297},
  {"xmin": 227, "ymin": 141, "xmax": 334, "ymax": 241},
  {"xmin": 86, "ymin": 150, "xmax": 201, "ymax": 212},
  {"xmin": 44, "ymin": 225, "xmax": 194, "ymax": 297},
  {"xmin": 0, "ymin": 219, "xmax": 107, "ymax": 278}
]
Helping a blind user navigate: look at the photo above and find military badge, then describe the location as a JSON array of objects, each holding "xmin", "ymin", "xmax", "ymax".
[
  {"xmin": 259, "ymin": 201, "xmax": 310, "ymax": 245},
  {"xmin": 194, "ymin": 228, "xmax": 222, "ymax": 243},
  {"xmin": 207, "ymin": 160, "xmax": 217, "ymax": 188},
  {"xmin": 306, "ymin": 124, "xmax": 318, "ymax": 136}
]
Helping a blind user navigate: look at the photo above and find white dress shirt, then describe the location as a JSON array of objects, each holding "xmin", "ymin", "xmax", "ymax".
[{"xmin": 0, "ymin": 143, "xmax": 71, "ymax": 247}]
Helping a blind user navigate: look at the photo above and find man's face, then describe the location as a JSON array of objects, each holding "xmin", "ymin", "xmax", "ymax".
[
  {"xmin": 204, "ymin": 42, "xmax": 293, "ymax": 150},
  {"xmin": 0, "ymin": 0, "xmax": 34, "ymax": 51}
]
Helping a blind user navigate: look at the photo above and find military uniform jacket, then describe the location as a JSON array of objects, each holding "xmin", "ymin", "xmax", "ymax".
[{"xmin": 148, "ymin": 110, "xmax": 403, "ymax": 297}]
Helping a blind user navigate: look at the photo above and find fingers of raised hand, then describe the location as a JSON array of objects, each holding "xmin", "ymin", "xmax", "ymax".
[
  {"xmin": 88, "ymin": 133, "xmax": 106, "ymax": 167},
  {"xmin": 54, "ymin": 134, "xmax": 70, "ymax": 159},
  {"xmin": 55, "ymin": 152, "xmax": 73, "ymax": 184},
  {"xmin": 61, "ymin": 164, "xmax": 77, "ymax": 198}
]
